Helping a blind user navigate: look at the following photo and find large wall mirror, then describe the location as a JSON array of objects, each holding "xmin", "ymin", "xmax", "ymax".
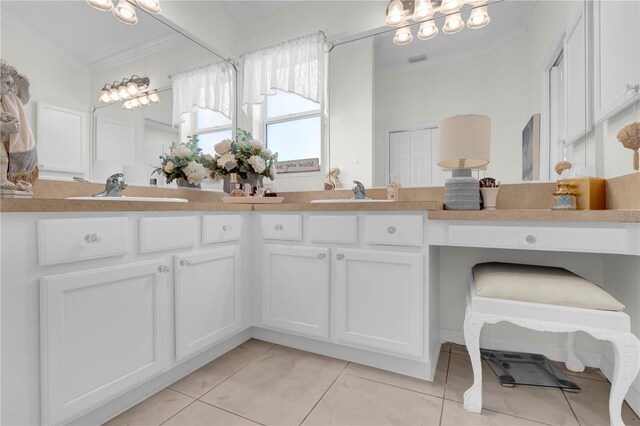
[
  {"xmin": 329, "ymin": 0, "xmax": 640, "ymax": 188},
  {"xmin": 1, "ymin": 0, "xmax": 234, "ymax": 185}
]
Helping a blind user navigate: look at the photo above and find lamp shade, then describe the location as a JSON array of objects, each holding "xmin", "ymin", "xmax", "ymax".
[{"xmin": 437, "ymin": 114, "xmax": 490, "ymax": 169}]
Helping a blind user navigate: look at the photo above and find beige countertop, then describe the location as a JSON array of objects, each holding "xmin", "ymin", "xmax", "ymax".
[{"xmin": 428, "ymin": 209, "xmax": 640, "ymax": 223}]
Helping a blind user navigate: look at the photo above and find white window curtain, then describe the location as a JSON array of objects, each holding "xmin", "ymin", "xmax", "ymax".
[
  {"xmin": 242, "ymin": 32, "xmax": 325, "ymax": 105},
  {"xmin": 172, "ymin": 61, "xmax": 233, "ymax": 126}
]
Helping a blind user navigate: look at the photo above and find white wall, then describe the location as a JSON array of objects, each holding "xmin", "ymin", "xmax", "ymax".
[
  {"xmin": 598, "ymin": 102, "xmax": 640, "ymax": 179},
  {"xmin": 0, "ymin": 24, "xmax": 91, "ymax": 181},
  {"xmin": 330, "ymin": 38, "xmax": 374, "ymax": 188},
  {"xmin": 374, "ymin": 35, "xmax": 529, "ymax": 185}
]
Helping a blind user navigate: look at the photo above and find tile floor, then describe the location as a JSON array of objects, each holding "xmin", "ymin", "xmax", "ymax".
[{"xmin": 104, "ymin": 340, "xmax": 640, "ymax": 426}]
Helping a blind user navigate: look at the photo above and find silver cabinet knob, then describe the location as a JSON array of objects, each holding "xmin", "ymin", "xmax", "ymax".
[
  {"xmin": 622, "ymin": 83, "xmax": 639, "ymax": 95},
  {"xmin": 222, "ymin": 225, "xmax": 232, "ymax": 232},
  {"xmin": 317, "ymin": 253, "xmax": 326, "ymax": 260},
  {"xmin": 180, "ymin": 259, "xmax": 191, "ymax": 267},
  {"xmin": 387, "ymin": 226, "xmax": 397, "ymax": 234},
  {"xmin": 157, "ymin": 265, "xmax": 170, "ymax": 273},
  {"xmin": 84, "ymin": 233, "xmax": 101, "ymax": 243},
  {"xmin": 525, "ymin": 235, "xmax": 537, "ymax": 244},
  {"xmin": 274, "ymin": 224, "xmax": 283, "ymax": 231},
  {"xmin": 336, "ymin": 254, "xmax": 345, "ymax": 260}
]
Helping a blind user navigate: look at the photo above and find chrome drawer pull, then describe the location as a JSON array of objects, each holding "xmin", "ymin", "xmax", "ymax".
[
  {"xmin": 525, "ymin": 235, "xmax": 537, "ymax": 244},
  {"xmin": 387, "ymin": 226, "xmax": 397, "ymax": 234},
  {"xmin": 623, "ymin": 83, "xmax": 639, "ymax": 95},
  {"xmin": 336, "ymin": 254, "xmax": 345, "ymax": 260},
  {"xmin": 274, "ymin": 224, "xmax": 283, "ymax": 231},
  {"xmin": 180, "ymin": 259, "xmax": 191, "ymax": 267},
  {"xmin": 222, "ymin": 225, "xmax": 232, "ymax": 232},
  {"xmin": 84, "ymin": 233, "xmax": 101, "ymax": 244},
  {"xmin": 317, "ymin": 253, "xmax": 326, "ymax": 260},
  {"xmin": 158, "ymin": 265, "xmax": 170, "ymax": 273}
]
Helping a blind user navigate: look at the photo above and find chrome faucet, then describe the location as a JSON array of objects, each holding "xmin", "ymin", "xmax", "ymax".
[
  {"xmin": 93, "ymin": 173, "xmax": 128, "ymax": 197},
  {"xmin": 352, "ymin": 180, "xmax": 371, "ymax": 200}
]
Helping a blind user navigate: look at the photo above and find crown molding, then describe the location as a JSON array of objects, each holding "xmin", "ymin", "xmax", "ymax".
[
  {"xmin": 0, "ymin": 11, "xmax": 89, "ymax": 73},
  {"xmin": 87, "ymin": 33, "xmax": 186, "ymax": 74}
]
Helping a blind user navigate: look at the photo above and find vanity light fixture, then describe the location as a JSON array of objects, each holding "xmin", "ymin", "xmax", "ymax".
[
  {"xmin": 122, "ymin": 90, "xmax": 160, "ymax": 110},
  {"xmin": 98, "ymin": 75, "xmax": 152, "ymax": 104},
  {"xmin": 85, "ymin": 0, "xmax": 160, "ymax": 26},
  {"xmin": 385, "ymin": 0, "xmax": 491, "ymax": 46}
]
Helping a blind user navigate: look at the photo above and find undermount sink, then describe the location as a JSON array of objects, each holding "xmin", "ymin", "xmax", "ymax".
[
  {"xmin": 66, "ymin": 196, "xmax": 188, "ymax": 203},
  {"xmin": 310, "ymin": 199, "xmax": 395, "ymax": 203}
]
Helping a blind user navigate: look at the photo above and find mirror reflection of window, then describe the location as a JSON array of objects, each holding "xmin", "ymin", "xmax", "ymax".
[
  {"xmin": 181, "ymin": 108, "xmax": 232, "ymax": 155},
  {"xmin": 264, "ymin": 89, "xmax": 321, "ymax": 164}
]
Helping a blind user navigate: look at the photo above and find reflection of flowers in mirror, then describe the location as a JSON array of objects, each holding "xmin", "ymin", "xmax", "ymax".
[{"xmin": 153, "ymin": 135, "xmax": 208, "ymax": 185}]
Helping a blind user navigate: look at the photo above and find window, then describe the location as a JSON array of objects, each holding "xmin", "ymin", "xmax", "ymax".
[
  {"xmin": 264, "ymin": 90, "xmax": 322, "ymax": 166},
  {"xmin": 188, "ymin": 108, "xmax": 232, "ymax": 155}
]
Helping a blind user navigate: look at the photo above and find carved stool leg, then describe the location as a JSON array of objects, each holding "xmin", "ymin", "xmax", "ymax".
[
  {"xmin": 463, "ymin": 310, "xmax": 485, "ymax": 413},
  {"xmin": 607, "ymin": 333, "xmax": 640, "ymax": 426},
  {"xmin": 565, "ymin": 331, "xmax": 585, "ymax": 372}
]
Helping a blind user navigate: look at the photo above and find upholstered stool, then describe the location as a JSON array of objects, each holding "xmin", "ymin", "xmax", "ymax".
[{"xmin": 463, "ymin": 262, "xmax": 640, "ymax": 426}]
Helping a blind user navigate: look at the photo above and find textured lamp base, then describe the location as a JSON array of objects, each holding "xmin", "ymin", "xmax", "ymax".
[{"xmin": 444, "ymin": 169, "xmax": 480, "ymax": 210}]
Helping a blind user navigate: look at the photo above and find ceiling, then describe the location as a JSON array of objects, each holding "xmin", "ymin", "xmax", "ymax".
[
  {"xmin": 373, "ymin": 0, "xmax": 536, "ymax": 71},
  {"xmin": 0, "ymin": 0, "xmax": 179, "ymax": 71},
  {"xmin": 223, "ymin": 0, "xmax": 296, "ymax": 21}
]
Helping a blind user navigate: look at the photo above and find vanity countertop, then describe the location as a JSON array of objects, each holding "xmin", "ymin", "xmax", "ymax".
[{"xmin": 428, "ymin": 209, "xmax": 640, "ymax": 223}]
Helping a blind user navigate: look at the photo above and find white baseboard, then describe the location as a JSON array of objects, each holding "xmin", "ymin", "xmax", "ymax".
[
  {"xmin": 440, "ymin": 329, "xmax": 640, "ymax": 417},
  {"xmin": 599, "ymin": 356, "xmax": 640, "ymax": 417}
]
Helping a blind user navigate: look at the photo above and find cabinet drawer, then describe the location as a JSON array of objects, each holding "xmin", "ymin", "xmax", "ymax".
[
  {"xmin": 202, "ymin": 215, "xmax": 242, "ymax": 243},
  {"xmin": 139, "ymin": 217, "xmax": 197, "ymax": 253},
  {"xmin": 37, "ymin": 217, "xmax": 129, "ymax": 266},
  {"xmin": 365, "ymin": 215, "xmax": 424, "ymax": 247},
  {"xmin": 261, "ymin": 215, "xmax": 302, "ymax": 241},
  {"xmin": 309, "ymin": 215, "xmax": 357, "ymax": 244},
  {"xmin": 448, "ymin": 225, "xmax": 628, "ymax": 254}
]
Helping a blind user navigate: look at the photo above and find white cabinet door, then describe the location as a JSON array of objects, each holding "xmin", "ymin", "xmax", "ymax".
[
  {"xmin": 564, "ymin": 10, "xmax": 588, "ymax": 144},
  {"xmin": 262, "ymin": 245, "xmax": 330, "ymax": 338},
  {"xmin": 593, "ymin": 0, "xmax": 640, "ymax": 124},
  {"xmin": 40, "ymin": 259, "xmax": 170, "ymax": 425},
  {"xmin": 335, "ymin": 249, "xmax": 424, "ymax": 358},
  {"xmin": 174, "ymin": 247, "xmax": 242, "ymax": 361}
]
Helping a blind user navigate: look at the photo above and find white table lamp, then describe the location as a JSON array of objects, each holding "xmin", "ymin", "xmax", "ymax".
[{"xmin": 438, "ymin": 114, "xmax": 491, "ymax": 210}]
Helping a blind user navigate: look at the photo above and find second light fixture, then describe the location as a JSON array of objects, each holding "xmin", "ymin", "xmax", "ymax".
[{"xmin": 85, "ymin": 0, "xmax": 161, "ymax": 25}]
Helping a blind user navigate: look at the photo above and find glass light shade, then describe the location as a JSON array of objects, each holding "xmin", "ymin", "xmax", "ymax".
[
  {"xmin": 127, "ymin": 81, "xmax": 139, "ymax": 96},
  {"xmin": 118, "ymin": 86, "xmax": 130, "ymax": 99},
  {"xmin": 109, "ymin": 88, "xmax": 120, "ymax": 101},
  {"xmin": 122, "ymin": 100, "xmax": 133, "ymax": 110},
  {"xmin": 412, "ymin": 0, "xmax": 434, "ymax": 21},
  {"xmin": 130, "ymin": 98, "xmax": 140, "ymax": 108},
  {"xmin": 139, "ymin": 95, "xmax": 149, "ymax": 105},
  {"xmin": 148, "ymin": 91, "xmax": 160, "ymax": 102},
  {"xmin": 468, "ymin": 5, "xmax": 490, "ymax": 29},
  {"xmin": 393, "ymin": 26, "xmax": 413, "ymax": 45},
  {"xmin": 113, "ymin": 0, "xmax": 138, "ymax": 25},
  {"xmin": 99, "ymin": 89, "xmax": 111, "ymax": 103},
  {"xmin": 440, "ymin": 0, "xmax": 463, "ymax": 13},
  {"xmin": 136, "ymin": 0, "xmax": 161, "ymax": 13},
  {"xmin": 86, "ymin": 0, "xmax": 114, "ymax": 12},
  {"xmin": 386, "ymin": 0, "xmax": 406, "ymax": 26},
  {"xmin": 443, "ymin": 12, "xmax": 464, "ymax": 34},
  {"xmin": 417, "ymin": 20, "xmax": 438, "ymax": 40}
]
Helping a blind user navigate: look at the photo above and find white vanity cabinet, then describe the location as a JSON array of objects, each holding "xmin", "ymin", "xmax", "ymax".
[
  {"xmin": 174, "ymin": 247, "xmax": 243, "ymax": 361},
  {"xmin": 40, "ymin": 259, "xmax": 171, "ymax": 425},
  {"xmin": 592, "ymin": 0, "xmax": 640, "ymax": 124},
  {"xmin": 335, "ymin": 249, "xmax": 424, "ymax": 358},
  {"xmin": 262, "ymin": 244, "xmax": 331, "ymax": 338}
]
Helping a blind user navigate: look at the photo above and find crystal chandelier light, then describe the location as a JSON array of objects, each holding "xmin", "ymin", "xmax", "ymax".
[
  {"xmin": 86, "ymin": 0, "xmax": 161, "ymax": 25},
  {"xmin": 386, "ymin": 0, "xmax": 491, "ymax": 46}
]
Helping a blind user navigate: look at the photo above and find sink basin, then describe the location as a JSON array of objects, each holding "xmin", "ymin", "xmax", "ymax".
[
  {"xmin": 310, "ymin": 199, "xmax": 395, "ymax": 203},
  {"xmin": 66, "ymin": 196, "xmax": 188, "ymax": 203}
]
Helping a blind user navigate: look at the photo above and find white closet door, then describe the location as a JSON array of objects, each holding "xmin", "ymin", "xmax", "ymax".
[
  {"xmin": 409, "ymin": 129, "xmax": 430, "ymax": 187},
  {"xmin": 389, "ymin": 131, "xmax": 411, "ymax": 187},
  {"xmin": 564, "ymin": 11, "xmax": 587, "ymax": 145}
]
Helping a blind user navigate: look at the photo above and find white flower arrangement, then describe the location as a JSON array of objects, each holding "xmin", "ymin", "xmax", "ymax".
[{"xmin": 153, "ymin": 135, "xmax": 206, "ymax": 185}]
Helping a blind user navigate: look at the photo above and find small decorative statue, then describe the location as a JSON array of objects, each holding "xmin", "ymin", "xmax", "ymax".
[
  {"xmin": 617, "ymin": 122, "xmax": 640, "ymax": 171},
  {"xmin": 324, "ymin": 167, "xmax": 341, "ymax": 190},
  {"xmin": 0, "ymin": 59, "xmax": 37, "ymax": 191},
  {"xmin": 554, "ymin": 160, "xmax": 573, "ymax": 177}
]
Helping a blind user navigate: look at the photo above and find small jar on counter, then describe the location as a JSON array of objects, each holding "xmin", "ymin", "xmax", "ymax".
[{"xmin": 552, "ymin": 182, "xmax": 576, "ymax": 210}]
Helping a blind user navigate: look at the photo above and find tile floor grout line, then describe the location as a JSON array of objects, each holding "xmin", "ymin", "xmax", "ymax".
[
  {"xmin": 561, "ymin": 388, "xmax": 583, "ymax": 426},
  {"xmin": 297, "ymin": 361, "xmax": 352, "ymax": 426},
  {"xmin": 158, "ymin": 398, "xmax": 199, "ymax": 426},
  {"xmin": 197, "ymin": 399, "xmax": 268, "ymax": 426},
  {"xmin": 439, "ymin": 350, "xmax": 453, "ymax": 426},
  {"xmin": 165, "ymin": 386, "xmax": 201, "ymax": 399}
]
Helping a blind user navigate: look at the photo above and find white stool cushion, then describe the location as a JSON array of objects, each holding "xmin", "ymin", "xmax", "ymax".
[{"xmin": 472, "ymin": 262, "xmax": 625, "ymax": 311}]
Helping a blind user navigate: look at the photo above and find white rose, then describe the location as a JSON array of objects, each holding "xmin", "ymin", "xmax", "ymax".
[
  {"xmin": 204, "ymin": 154, "xmax": 214, "ymax": 162},
  {"xmin": 183, "ymin": 161, "xmax": 207, "ymax": 184},
  {"xmin": 164, "ymin": 161, "xmax": 175, "ymax": 173},
  {"xmin": 218, "ymin": 153, "xmax": 237, "ymax": 171},
  {"xmin": 248, "ymin": 155, "xmax": 266, "ymax": 174},
  {"xmin": 214, "ymin": 139, "xmax": 233, "ymax": 155},
  {"xmin": 249, "ymin": 139, "xmax": 264, "ymax": 150},
  {"xmin": 269, "ymin": 164, "xmax": 277, "ymax": 177},
  {"xmin": 170, "ymin": 145, "xmax": 191, "ymax": 158},
  {"xmin": 263, "ymin": 148, "xmax": 273, "ymax": 157}
]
